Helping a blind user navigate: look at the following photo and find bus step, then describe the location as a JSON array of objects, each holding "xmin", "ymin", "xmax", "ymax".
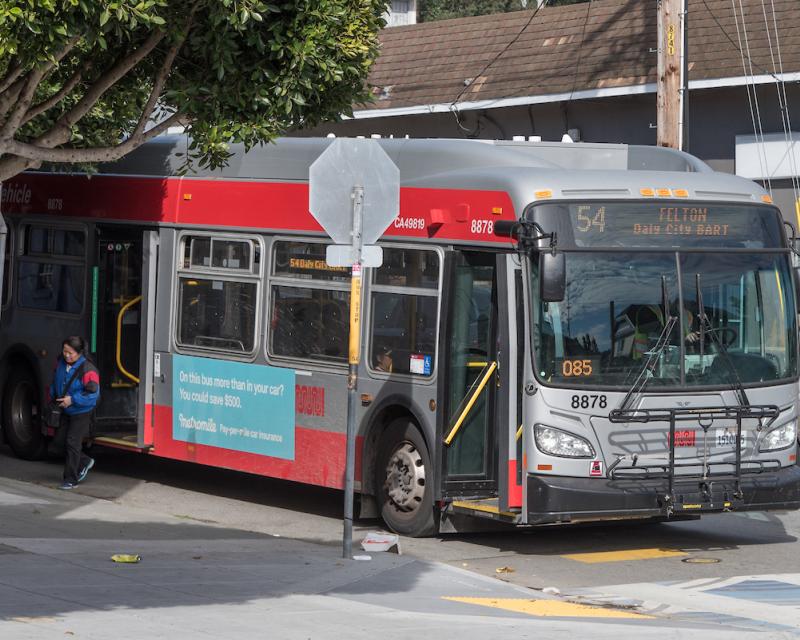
[
  {"xmin": 92, "ymin": 435, "xmax": 150, "ymax": 452},
  {"xmin": 448, "ymin": 499, "xmax": 521, "ymax": 524}
]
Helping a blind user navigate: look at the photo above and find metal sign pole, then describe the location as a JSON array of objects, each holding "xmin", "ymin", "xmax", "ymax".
[
  {"xmin": 343, "ymin": 186, "xmax": 364, "ymax": 559},
  {"xmin": 308, "ymin": 139, "xmax": 398, "ymax": 559}
]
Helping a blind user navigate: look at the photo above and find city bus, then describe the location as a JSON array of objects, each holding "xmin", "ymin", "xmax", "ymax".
[{"xmin": 1, "ymin": 136, "xmax": 798, "ymax": 537}]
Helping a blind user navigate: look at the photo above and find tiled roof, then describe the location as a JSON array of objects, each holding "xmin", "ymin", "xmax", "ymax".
[{"xmin": 364, "ymin": 0, "xmax": 800, "ymax": 112}]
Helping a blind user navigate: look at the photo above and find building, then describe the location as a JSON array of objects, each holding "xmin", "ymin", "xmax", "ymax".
[
  {"xmin": 386, "ymin": 0, "xmax": 417, "ymax": 27},
  {"xmin": 305, "ymin": 0, "xmax": 800, "ymax": 221}
]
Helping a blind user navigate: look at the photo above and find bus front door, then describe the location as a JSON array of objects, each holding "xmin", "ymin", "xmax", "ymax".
[
  {"xmin": 92, "ymin": 228, "xmax": 156, "ymax": 448},
  {"xmin": 440, "ymin": 251, "xmax": 501, "ymax": 511}
]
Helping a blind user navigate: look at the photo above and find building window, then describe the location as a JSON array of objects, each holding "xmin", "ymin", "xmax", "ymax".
[
  {"xmin": 387, "ymin": 0, "xmax": 416, "ymax": 26},
  {"xmin": 176, "ymin": 234, "xmax": 261, "ymax": 355}
]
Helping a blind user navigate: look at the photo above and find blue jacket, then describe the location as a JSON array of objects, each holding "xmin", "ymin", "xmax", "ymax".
[{"xmin": 49, "ymin": 355, "xmax": 100, "ymax": 415}]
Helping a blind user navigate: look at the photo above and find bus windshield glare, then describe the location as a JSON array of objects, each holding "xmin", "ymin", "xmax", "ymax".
[
  {"xmin": 531, "ymin": 251, "xmax": 798, "ymax": 388},
  {"xmin": 533, "ymin": 252, "xmax": 797, "ymax": 386}
]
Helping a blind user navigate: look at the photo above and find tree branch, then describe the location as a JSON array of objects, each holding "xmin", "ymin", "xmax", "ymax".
[
  {"xmin": 0, "ymin": 34, "xmax": 80, "ymax": 96},
  {"xmin": 0, "ymin": 69, "xmax": 47, "ymax": 140},
  {"xmin": 0, "ymin": 155, "xmax": 41, "ymax": 183},
  {"xmin": 22, "ymin": 63, "xmax": 91, "ymax": 126},
  {"xmin": 0, "ymin": 60, "xmax": 24, "ymax": 95},
  {"xmin": 44, "ymin": 28, "xmax": 168, "ymax": 143},
  {"xmin": 11, "ymin": 10, "xmax": 197, "ymax": 163},
  {"xmin": 128, "ymin": 6, "xmax": 197, "ymax": 142},
  {"xmin": 2, "ymin": 112, "xmax": 186, "ymax": 164},
  {"xmin": 0, "ymin": 35, "xmax": 82, "ymax": 140},
  {"xmin": 41, "ymin": 35, "xmax": 83, "ymax": 77},
  {"xmin": 0, "ymin": 78, "xmax": 25, "ymax": 123}
]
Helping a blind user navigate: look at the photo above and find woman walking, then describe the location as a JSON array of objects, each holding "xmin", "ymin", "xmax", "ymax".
[{"xmin": 50, "ymin": 336, "xmax": 100, "ymax": 490}]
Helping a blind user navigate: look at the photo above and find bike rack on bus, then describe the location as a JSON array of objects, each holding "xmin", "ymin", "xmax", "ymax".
[{"xmin": 607, "ymin": 405, "xmax": 780, "ymax": 513}]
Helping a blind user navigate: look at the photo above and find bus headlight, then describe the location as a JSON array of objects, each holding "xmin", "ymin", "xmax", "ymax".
[
  {"xmin": 534, "ymin": 424, "xmax": 595, "ymax": 458},
  {"xmin": 759, "ymin": 420, "xmax": 797, "ymax": 452}
]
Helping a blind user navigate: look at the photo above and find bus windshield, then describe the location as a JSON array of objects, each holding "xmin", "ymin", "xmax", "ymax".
[{"xmin": 532, "ymin": 251, "xmax": 798, "ymax": 388}]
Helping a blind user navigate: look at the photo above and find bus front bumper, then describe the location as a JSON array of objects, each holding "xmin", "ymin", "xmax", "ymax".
[{"xmin": 526, "ymin": 464, "xmax": 800, "ymax": 524}]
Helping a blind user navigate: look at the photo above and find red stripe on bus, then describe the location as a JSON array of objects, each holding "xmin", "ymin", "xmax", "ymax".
[
  {"xmin": 507, "ymin": 459, "xmax": 523, "ymax": 508},
  {"xmin": 4, "ymin": 175, "xmax": 516, "ymax": 243},
  {"xmin": 5, "ymin": 174, "xmax": 181, "ymax": 222},
  {"xmin": 143, "ymin": 403, "xmax": 154, "ymax": 444},
  {"xmin": 149, "ymin": 404, "xmax": 361, "ymax": 489}
]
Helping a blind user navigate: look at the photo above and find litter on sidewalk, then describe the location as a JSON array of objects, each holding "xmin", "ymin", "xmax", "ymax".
[
  {"xmin": 110, "ymin": 554, "xmax": 141, "ymax": 563},
  {"xmin": 360, "ymin": 531, "xmax": 401, "ymax": 554}
]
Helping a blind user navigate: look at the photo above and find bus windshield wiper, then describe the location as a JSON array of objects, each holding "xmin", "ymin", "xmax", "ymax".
[
  {"xmin": 616, "ymin": 276, "xmax": 677, "ymax": 415},
  {"xmin": 695, "ymin": 273, "xmax": 750, "ymax": 407}
]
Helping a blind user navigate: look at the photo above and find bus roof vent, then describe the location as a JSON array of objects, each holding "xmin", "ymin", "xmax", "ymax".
[
  {"xmin": 694, "ymin": 190, "xmax": 754, "ymax": 201},
  {"xmin": 561, "ymin": 188, "xmax": 631, "ymax": 197}
]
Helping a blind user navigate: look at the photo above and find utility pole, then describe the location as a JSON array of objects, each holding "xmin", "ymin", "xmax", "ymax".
[{"xmin": 657, "ymin": 0, "xmax": 687, "ymax": 150}]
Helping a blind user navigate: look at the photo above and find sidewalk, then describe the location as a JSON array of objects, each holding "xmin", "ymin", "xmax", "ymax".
[{"xmin": 0, "ymin": 476, "xmax": 772, "ymax": 639}]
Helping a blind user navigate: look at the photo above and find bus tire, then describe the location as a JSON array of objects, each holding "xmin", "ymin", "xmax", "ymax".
[
  {"xmin": 376, "ymin": 418, "xmax": 437, "ymax": 537},
  {"xmin": 2, "ymin": 368, "xmax": 45, "ymax": 460}
]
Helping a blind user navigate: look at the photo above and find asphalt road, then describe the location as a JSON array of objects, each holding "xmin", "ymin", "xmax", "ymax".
[{"xmin": 1, "ymin": 442, "xmax": 797, "ymax": 597}]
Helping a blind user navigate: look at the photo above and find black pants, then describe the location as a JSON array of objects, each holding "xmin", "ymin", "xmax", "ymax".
[{"xmin": 53, "ymin": 411, "xmax": 93, "ymax": 484}]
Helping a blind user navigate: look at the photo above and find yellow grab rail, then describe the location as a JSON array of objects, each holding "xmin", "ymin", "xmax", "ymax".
[
  {"xmin": 466, "ymin": 361, "xmax": 488, "ymax": 368},
  {"xmin": 443, "ymin": 361, "xmax": 497, "ymax": 446},
  {"xmin": 116, "ymin": 295, "xmax": 142, "ymax": 384}
]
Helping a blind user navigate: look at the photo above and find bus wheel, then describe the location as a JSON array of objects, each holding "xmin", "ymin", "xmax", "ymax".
[
  {"xmin": 2, "ymin": 369, "xmax": 45, "ymax": 460},
  {"xmin": 376, "ymin": 419, "xmax": 436, "ymax": 537}
]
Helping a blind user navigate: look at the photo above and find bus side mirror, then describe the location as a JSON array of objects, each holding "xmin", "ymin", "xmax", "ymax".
[{"xmin": 540, "ymin": 251, "xmax": 566, "ymax": 302}]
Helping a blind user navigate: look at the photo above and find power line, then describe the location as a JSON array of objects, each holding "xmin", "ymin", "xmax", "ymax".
[
  {"xmin": 568, "ymin": 0, "xmax": 593, "ymax": 101},
  {"xmin": 731, "ymin": 0, "xmax": 772, "ymax": 194},
  {"xmin": 761, "ymin": 0, "xmax": 800, "ymax": 203},
  {"xmin": 699, "ymin": 0, "xmax": 783, "ymax": 81},
  {"xmin": 450, "ymin": 2, "xmax": 548, "ymax": 109}
]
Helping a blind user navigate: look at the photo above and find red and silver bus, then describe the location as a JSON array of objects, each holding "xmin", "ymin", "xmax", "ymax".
[{"xmin": 1, "ymin": 137, "xmax": 798, "ymax": 536}]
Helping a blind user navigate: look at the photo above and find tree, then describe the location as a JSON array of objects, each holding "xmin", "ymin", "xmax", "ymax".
[
  {"xmin": 0, "ymin": 0, "xmax": 388, "ymax": 182},
  {"xmin": 418, "ymin": 0, "xmax": 587, "ymax": 22}
]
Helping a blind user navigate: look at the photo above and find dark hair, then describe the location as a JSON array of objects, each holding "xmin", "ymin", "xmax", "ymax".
[{"xmin": 62, "ymin": 336, "xmax": 86, "ymax": 354}]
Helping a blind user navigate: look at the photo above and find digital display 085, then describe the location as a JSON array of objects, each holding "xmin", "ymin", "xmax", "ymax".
[{"xmin": 568, "ymin": 203, "xmax": 783, "ymax": 248}]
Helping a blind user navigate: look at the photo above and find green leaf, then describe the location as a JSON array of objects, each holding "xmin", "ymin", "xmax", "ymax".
[{"xmin": 0, "ymin": 0, "xmax": 386, "ymax": 183}]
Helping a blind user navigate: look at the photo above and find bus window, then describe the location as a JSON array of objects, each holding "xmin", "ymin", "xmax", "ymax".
[
  {"xmin": 268, "ymin": 240, "xmax": 350, "ymax": 364},
  {"xmin": 17, "ymin": 224, "xmax": 85, "ymax": 314},
  {"xmin": 175, "ymin": 234, "xmax": 261, "ymax": 355},
  {"xmin": 270, "ymin": 286, "xmax": 349, "ymax": 361},
  {"xmin": 178, "ymin": 279, "xmax": 258, "ymax": 352},
  {"xmin": 52, "ymin": 229, "xmax": 85, "ymax": 256},
  {"xmin": 369, "ymin": 247, "xmax": 440, "ymax": 376}
]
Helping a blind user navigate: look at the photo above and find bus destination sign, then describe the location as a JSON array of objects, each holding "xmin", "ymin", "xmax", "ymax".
[
  {"xmin": 568, "ymin": 203, "xmax": 783, "ymax": 248},
  {"xmin": 630, "ymin": 206, "xmax": 729, "ymax": 237}
]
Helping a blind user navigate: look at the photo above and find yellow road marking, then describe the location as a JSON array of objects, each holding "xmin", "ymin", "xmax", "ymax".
[
  {"xmin": 562, "ymin": 548, "xmax": 687, "ymax": 563},
  {"xmin": 443, "ymin": 597, "xmax": 652, "ymax": 619}
]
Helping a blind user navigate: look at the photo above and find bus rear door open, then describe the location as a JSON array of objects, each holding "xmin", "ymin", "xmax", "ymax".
[{"xmin": 92, "ymin": 227, "xmax": 157, "ymax": 450}]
